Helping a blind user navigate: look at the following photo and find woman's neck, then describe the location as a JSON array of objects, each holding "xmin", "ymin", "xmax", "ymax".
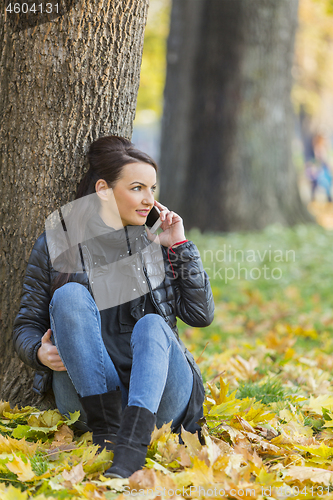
[{"xmin": 98, "ymin": 208, "xmax": 124, "ymax": 230}]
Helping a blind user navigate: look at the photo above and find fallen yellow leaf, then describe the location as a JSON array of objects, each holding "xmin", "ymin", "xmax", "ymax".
[
  {"xmin": 62, "ymin": 462, "xmax": 85, "ymax": 486},
  {"xmin": 284, "ymin": 465, "xmax": 333, "ymax": 486},
  {"xmin": 6, "ymin": 453, "xmax": 35, "ymax": 481}
]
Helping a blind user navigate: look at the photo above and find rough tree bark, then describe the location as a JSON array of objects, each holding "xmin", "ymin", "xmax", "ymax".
[
  {"xmin": 0, "ymin": 0, "xmax": 149, "ymax": 407},
  {"xmin": 160, "ymin": 0, "xmax": 313, "ymax": 232}
]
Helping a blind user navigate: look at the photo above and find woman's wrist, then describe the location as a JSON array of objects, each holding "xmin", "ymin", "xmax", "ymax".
[{"xmin": 170, "ymin": 239, "xmax": 188, "ymax": 248}]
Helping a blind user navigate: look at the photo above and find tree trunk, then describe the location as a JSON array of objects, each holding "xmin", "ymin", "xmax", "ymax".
[
  {"xmin": 0, "ymin": 0, "xmax": 148, "ymax": 407},
  {"xmin": 160, "ymin": 0, "xmax": 313, "ymax": 232}
]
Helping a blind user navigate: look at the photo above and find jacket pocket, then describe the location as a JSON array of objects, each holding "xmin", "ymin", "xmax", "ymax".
[{"xmin": 118, "ymin": 306, "xmax": 136, "ymax": 334}]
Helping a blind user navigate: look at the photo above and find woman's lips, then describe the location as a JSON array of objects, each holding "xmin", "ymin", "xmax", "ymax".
[{"xmin": 136, "ymin": 210, "xmax": 149, "ymax": 216}]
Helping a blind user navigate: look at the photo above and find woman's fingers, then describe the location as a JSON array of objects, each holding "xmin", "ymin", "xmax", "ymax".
[
  {"xmin": 38, "ymin": 342, "xmax": 67, "ymax": 371},
  {"xmin": 168, "ymin": 211, "xmax": 178, "ymax": 224},
  {"xmin": 153, "ymin": 201, "xmax": 181, "ymax": 224},
  {"xmin": 47, "ymin": 348, "xmax": 66, "ymax": 371},
  {"xmin": 161, "ymin": 210, "xmax": 169, "ymax": 222},
  {"xmin": 154, "ymin": 200, "xmax": 168, "ymax": 211},
  {"xmin": 42, "ymin": 329, "xmax": 53, "ymax": 344},
  {"xmin": 154, "ymin": 200, "xmax": 169, "ymax": 220},
  {"xmin": 51, "ymin": 362, "xmax": 67, "ymax": 371},
  {"xmin": 163, "ymin": 211, "xmax": 180, "ymax": 226},
  {"xmin": 153, "ymin": 201, "xmax": 181, "ymax": 226},
  {"xmin": 151, "ymin": 200, "xmax": 185, "ymax": 248}
]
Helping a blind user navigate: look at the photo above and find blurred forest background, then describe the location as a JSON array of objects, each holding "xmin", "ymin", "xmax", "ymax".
[{"xmin": 133, "ymin": 0, "xmax": 333, "ymax": 231}]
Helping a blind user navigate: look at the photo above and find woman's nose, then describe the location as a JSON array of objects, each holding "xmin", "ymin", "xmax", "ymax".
[{"xmin": 143, "ymin": 190, "xmax": 154, "ymax": 205}]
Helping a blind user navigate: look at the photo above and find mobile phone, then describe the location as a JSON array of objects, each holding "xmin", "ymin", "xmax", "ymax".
[{"xmin": 146, "ymin": 206, "xmax": 162, "ymax": 234}]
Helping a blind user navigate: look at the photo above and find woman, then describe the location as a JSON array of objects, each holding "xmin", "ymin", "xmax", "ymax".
[{"xmin": 13, "ymin": 136, "xmax": 214, "ymax": 479}]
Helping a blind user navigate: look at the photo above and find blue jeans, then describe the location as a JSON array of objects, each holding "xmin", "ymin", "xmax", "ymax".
[{"xmin": 49, "ymin": 282, "xmax": 193, "ymax": 430}]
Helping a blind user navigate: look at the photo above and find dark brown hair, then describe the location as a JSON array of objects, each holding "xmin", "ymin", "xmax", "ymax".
[{"xmin": 50, "ymin": 136, "xmax": 158, "ymax": 295}]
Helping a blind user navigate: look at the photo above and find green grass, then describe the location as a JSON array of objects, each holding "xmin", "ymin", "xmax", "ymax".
[
  {"xmin": 236, "ymin": 378, "xmax": 295, "ymax": 405},
  {"xmin": 178, "ymin": 222, "xmax": 333, "ymax": 356}
]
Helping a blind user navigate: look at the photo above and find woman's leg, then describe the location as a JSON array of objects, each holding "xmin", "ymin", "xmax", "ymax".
[
  {"xmin": 49, "ymin": 282, "xmax": 127, "ymax": 451},
  {"xmin": 52, "ymin": 370, "xmax": 89, "ymax": 430},
  {"xmin": 106, "ymin": 313, "xmax": 195, "ymax": 478},
  {"xmin": 129, "ymin": 313, "xmax": 194, "ymax": 428},
  {"xmin": 49, "ymin": 282, "xmax": 127, "ymax": 404}
]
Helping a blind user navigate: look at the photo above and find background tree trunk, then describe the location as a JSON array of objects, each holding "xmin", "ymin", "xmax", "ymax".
[
  {"xmin": 0, "ymin": 0, "xmax": 148, "ymax": 407},
  {"xmin": 160, "ymin": 0, "xmax": 313, "ymax": 232}
]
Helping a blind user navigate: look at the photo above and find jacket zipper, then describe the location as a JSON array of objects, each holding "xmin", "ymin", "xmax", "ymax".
[
  {"xmin": 138, "ymin": 239, "xmax": 173, "ymax": 330},
  {"xmin": 125, "ymin": 226, "xmax": 164, "ymax": 316},
  {"xmin": 142, "ymin": 260, "xmax": 167, "ymax": 320},
  {"xmin": 80, "ymin": 244, "xmax": 96, "ymax": 301}
]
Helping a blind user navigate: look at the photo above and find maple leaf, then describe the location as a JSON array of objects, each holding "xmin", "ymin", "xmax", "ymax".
[
  {"xmin": 227, "ymin": 355, "xmax": 259, "ymax": 381},
  {"xmin": 6, "ymin": 453, "xmax": 35, "ymax": 481},
  {"xmin": 128, "ymin": 468, "xmax": 157, "ymax": 489},
  {"xmin": 255, "ymin": 466, "xmax": 280, "ymax": 486},
  {"xmin": 225, "ymin": 452, "xmax": 247, "ymax": 478},
  {"xmin": 129, "ymin": 469, "xmax": 177, "ymax": 496},
  {"xmin": 28, "ymin": 409, "xmax": 64, "ymax": 428},
  {"xmin": 181, "ymin": 426, "xmax": 202, "ymax": 456},
  {"xmin": 174, "ymin": 456, "xmax": 214, "ymax": 488},
  {"xmin": 156, "ymin": 435, "xmax": 180, "ymax": 463},
  {"xmin": 300, "ymin": 442, "xmax": 333, "ymax": 457},
  {"xmin": 265, "ymin": 330, "xmax": 296, "ymax": 353},
  {"xmin": 303, "ymin": 395, "xmax": 333, "ymax": 416},
  {"xmin": 62, "ymin": 462, "xmax": 85, "ymax": 486},
  {"xmin": 206, "ymin": 377, "xmax": 237, "ymax": 405},
  {"xmin": 0, "ymin": 434, "xmax": 38, "ymax": 457},
  {"xmin": 284, "ymin": 465, "xmax": 333, "ymax": 486},
  {"xmin": 178, "ymin": 446, "xmax": 193, "ymax": 467},
  {"xmin": 215, "ymin": 424, "xmax": 244, "ymax": 443},
  {"xmin": 150, "ymin": 420, "xmax": 172, "ymax": 444},
  {"xmin": 201, "ymin": 433, "xmax": 229, "ymax": 467},
  {"xmin": 0, "ymin": 401, "xmax": 11, "ymax": 417},
  {"xmin": 283, "ymin": 453, "xmax": 305, "ymax": 467},
  {"xmin": 241, "ymin": 405, "xmax": 276, "ymax": 426},
  {"xmin": 52, "ymin": 424, "xmax": 74, "ymax": 445},
  {"xmin": 0, "ymin": 484, "xmax": 29, "ymax": 500},
  {"xmin": 233, "ymin": 443, "xmax": 262, "ymax": 470},
  {"xmin": 63, "ymin": 411, "xmax": 80, "ymax": 427},
  {"xmin": 145, "ymin": 457, "xmax": 172, "ymax": 474},
  {"xmin": 235, "ymin": 415, "xmax": 256, "ymax": 433},
  {"xmin": 83, "ymin": 447, "xmax": 112, "ymax": 474},
  {"xmin": 3, "ymin": 406, "xmax": 35, "ymax": 421},
  {"xmin": 256, "ymin": 439, "xmax": 282, "ymax": 455},
  {"xmin": 207, "ymin": 399, "xmax": 241, "ymax": 419},
  {"xmin": 256, "ymin": 424, "xmax": 279, "ymax": 440}
]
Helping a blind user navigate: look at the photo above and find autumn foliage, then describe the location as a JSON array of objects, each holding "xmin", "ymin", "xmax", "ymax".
[{"xmin": 1, "ymin": 219, "xmax": 333, "ymax": 498}]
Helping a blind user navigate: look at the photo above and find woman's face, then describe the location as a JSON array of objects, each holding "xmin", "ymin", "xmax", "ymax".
[{"xmin": 96, "ymin": 162, "xmax": 157, "ymax": 228}]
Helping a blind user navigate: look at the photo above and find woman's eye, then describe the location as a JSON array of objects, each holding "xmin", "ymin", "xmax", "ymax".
[{"xmin": 132, "ymin": 186, "xmax": 157, "ymax": 192}]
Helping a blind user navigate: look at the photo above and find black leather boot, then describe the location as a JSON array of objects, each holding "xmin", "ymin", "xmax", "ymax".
[
  {"xmin": 79, "ymin": 389, "xmax": 122, "ymax": 453},
  {"xmin": 104, "ymin": 405, "xmax": 156, "ymax": 478}
]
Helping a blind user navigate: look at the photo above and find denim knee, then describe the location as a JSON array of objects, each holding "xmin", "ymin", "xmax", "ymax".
[
  {"xmin": 51, "ymin": 282, "xmax": 92, "ymax": 309},
  {"xmin": 131, "ymin": 313, "xmax": 172, "ymax": 347}
]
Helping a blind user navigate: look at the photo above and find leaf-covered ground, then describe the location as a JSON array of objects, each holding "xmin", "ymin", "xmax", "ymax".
[{"xmin": 2, "ymin": 217, "xmax": 333, "ymax": 499}]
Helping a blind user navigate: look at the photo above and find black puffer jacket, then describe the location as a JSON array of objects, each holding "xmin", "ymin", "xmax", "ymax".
[{"xmin": 13, "ymin": 226, "xmax": 215, "ymax": 432}]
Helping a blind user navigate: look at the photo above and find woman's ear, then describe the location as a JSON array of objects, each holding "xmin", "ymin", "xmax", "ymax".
[{"xmin": 95, "ymin": 179, "xmax": 109, "ymax": 201}]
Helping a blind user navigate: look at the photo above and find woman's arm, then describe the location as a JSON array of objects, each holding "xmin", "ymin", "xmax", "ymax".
[
  {"xmin": 146, "ymin": 200, "xmax": 214, "ymax": 327},
  {"xmin": 168, "ymin": 241, "xmax": 215, "ymax": 328},
  {"xmin": 13, "ymin": 232, "xmax": 53, "ymax": 372}
]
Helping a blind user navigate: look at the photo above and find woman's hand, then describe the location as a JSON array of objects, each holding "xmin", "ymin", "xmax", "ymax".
[
  {"xmin": 37, "ymin": 329, "xmax": 67, "ymax": 371},
  {"xmin": 146, "ymin": 200, "xmax": 186, "ymax": 248}
]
